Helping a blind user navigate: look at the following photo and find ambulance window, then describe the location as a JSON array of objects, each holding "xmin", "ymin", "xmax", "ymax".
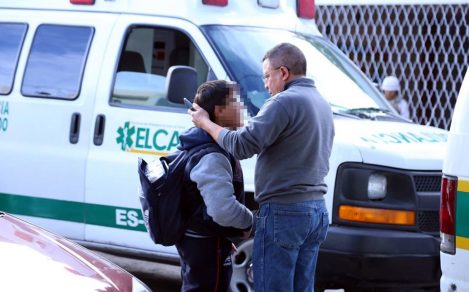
[
  {"xmin": 112, "ymin": 27, "xmax": 209, "ymax": 109},
  {"xmin": 22, "ymin": 25, "xmax": 94, "ymax": 100},
  {"xmin": 0, "ymin": 23, "xmax": 27, "ymax": 95}
]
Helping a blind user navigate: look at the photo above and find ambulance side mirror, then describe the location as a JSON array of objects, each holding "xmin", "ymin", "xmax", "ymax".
[{"xmin": 166, "ymin": 65, "xmax": 198, "ymax": 104}]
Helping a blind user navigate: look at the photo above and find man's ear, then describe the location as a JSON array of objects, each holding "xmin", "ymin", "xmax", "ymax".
[{"xmin": 280, "ymin": 66, "xmax": 290, "ymax": 81}]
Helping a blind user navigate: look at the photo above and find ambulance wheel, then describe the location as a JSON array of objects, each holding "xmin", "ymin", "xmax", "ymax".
[{"xmin": 230, "ymin": 238, "xmax": 254, "ymax": 292}]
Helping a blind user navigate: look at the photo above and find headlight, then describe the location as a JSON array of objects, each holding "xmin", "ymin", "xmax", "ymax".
[
  {"xmin": 333, "ymin": 163, "xmax": 417, "ymax": 228},
  {"xmin": 367, "ymin": 173, "xmax": 387, "ymax": 200}
]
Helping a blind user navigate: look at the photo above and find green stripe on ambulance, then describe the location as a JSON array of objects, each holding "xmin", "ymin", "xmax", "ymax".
[
  {"xmin": 456, "ymin": 180, "xmax": 469, "ymax": 250},
  {"xmin": 0, "ymin": 193, "xmax": 147, "ymax": 232}
]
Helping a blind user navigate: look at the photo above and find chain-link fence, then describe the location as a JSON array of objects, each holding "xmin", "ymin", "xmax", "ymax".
[{"xmin": 316, "ymin": 3, "xmax": 469, "ymax": 129}]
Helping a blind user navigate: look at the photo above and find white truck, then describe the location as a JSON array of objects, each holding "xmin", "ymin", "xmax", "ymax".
[
  {"xmin": 440, "ymin": 68, "xmax": 469, "ymax": 292},
  {"xmin": 0, "ymin": 0, "xmax": 447, "ymax": 290}
]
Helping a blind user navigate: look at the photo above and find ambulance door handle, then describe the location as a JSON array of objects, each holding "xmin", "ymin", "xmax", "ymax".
[
  {"xmin": 69, "ymin": 112, "xmax": 81, "ymax": 144},
  {"xmin": 93, "ymin": 114, "xmax": 106, "ymax": 146}
]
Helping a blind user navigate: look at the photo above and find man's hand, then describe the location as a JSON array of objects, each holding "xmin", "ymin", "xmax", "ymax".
[
  {"xmin": 188, "ymin": 103, "xmax": 224, "ymax": 141},
  {"xmin": 188, "ymin": 103, "xmax": 210, "ymax": 129}
]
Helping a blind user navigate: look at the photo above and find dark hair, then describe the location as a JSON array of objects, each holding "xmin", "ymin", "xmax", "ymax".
[
  {"xmin": 194, "ymin": 80, "xmax": 236, "ymax": 121},
  {"xmin": 262, "ymin": 43, "xmax": 306, "ymax": 75}
]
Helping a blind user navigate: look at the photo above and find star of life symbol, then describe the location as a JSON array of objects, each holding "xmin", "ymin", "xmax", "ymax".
[{"xmin": 116, "ymin": 121, "xmax": 136, "ymax": 151}]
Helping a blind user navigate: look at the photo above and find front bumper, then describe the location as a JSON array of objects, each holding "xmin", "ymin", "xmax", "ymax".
[{"xmin": 316, "ymin": 225, "xmax": 441, "ymax": 289}]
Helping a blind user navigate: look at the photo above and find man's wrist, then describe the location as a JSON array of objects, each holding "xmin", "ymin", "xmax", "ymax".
[
  {"xmin": 202, "ymin": 119, "xmax": 223, "ymax": 142},
  {"xmin": 200, "ymin": 117, "xmax": 213, "ymax": 132}
]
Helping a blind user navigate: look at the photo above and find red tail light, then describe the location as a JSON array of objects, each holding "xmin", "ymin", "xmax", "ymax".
[
  {"xmin": 297, "ymin": 0, "xmax": 315, "ymax": 19},
  {"xmin": 202, "ymin": 0, "xmax": 228, "ymax": 6},
  {"xmin": 440, "ymin": 175, "xmax": 457, "ymax": 254},
  {"xmin": 70, "ymin": 0, "xmax": 95, "ymax": 4}
]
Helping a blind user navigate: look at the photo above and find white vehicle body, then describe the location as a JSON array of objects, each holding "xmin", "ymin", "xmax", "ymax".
[
  {"xmin": 0, "ymin": 0, "xmax": 447, "ymax": 290},
  {"xmin": 440, "ymin": 68, "xmax": 469, "ymax": 292}
]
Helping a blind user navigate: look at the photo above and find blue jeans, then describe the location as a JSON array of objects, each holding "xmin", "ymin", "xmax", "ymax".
[{"xmin": 253, "ymin": 200, "xmax": 329, "ymax": 292}]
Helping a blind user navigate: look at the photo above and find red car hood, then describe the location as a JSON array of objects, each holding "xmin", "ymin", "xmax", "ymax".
[{"xmin": 0, "ymin": 212, "xmax": 135, "ymax": 291}]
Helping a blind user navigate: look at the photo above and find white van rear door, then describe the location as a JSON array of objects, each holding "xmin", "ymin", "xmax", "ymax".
[{"xmin": 85, "ymin": 14, "xmax": 225, "ymax": 251}]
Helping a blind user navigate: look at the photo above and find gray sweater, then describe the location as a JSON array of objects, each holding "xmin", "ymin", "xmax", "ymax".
[
  {"xmin": 190, "ymin": 152, "xmax": 253, "ymax": 230},
  {"xmin": 218, "ymin": 77, "xmax": 335, "ymax": 204}
]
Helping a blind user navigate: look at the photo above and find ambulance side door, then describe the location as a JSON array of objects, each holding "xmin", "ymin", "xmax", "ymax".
[{"xmin": 85, "ymin": 14, "xmax": 226, "ymax": 251}]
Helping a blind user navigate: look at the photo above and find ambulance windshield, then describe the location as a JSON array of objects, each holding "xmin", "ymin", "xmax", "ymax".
[{"xmin": 204, "ymin": 26, "xmax": 390, "ymax": 117}]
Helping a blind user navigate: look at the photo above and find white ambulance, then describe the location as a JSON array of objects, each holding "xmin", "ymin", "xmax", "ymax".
[
  {"xmin": 440, "ymin": 68, "xmax": 469, "ymax": 292},
  {"xmin": 0, "ymin": 0, "xmax": 447, "ymax": 290}
]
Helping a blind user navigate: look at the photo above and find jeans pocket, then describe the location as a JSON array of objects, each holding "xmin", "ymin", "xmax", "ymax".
[
  {"xmin": 273, "ymin": 210, "xmax": 311, "ymax": 249},
  {"xmin": 316, "ymin": 212, "xmax": 329, "ymax": 243}
]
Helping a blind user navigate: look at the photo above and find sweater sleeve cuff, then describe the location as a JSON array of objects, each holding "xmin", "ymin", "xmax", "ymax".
[{"xmin": 241, "ymin": 211, "xmax": 254, "ymax": 231}]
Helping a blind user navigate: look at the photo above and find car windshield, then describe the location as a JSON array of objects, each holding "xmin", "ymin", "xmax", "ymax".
[{"xmin": 203, "ymin": 25, "xmax": 391, "ymax": 117}]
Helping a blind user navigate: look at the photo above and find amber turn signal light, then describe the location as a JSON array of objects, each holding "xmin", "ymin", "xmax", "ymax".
[{"xmin": 339, "ymin": 205, "xmax": 415, "ymax": 225}]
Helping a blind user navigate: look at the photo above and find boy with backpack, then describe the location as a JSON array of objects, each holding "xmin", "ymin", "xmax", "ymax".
[{"xmin": 176, "ymin": 80, "xmax": 253, "ymax": 291}]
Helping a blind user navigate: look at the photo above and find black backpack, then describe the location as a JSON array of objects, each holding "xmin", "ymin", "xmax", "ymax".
[{"xmin": 137, "ymin": 143, "xmax": 223, "ymax": 246}]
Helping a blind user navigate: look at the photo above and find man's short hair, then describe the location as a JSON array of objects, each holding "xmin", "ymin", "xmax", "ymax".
[
  {"xmin": 262, "ymin": 43, "xmax": 306, "ymax": 75},
  {"xmin": 194, "ymin": 80, "xmax": 236, "ymax": 121}
]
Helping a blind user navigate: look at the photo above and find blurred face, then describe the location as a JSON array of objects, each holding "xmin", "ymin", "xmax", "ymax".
[
  {"xmin": 262, "ymin": 59, "xmax": 288, "ymax": 96},
  {"xmin": 214, "ymin": 89, "xmax": 244, "ymax": 129}
]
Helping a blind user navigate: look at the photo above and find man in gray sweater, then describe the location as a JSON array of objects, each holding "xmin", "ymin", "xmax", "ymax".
[{"xmin": 190, "ymin": 43, "xmax": 335, "ymax": 291}]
